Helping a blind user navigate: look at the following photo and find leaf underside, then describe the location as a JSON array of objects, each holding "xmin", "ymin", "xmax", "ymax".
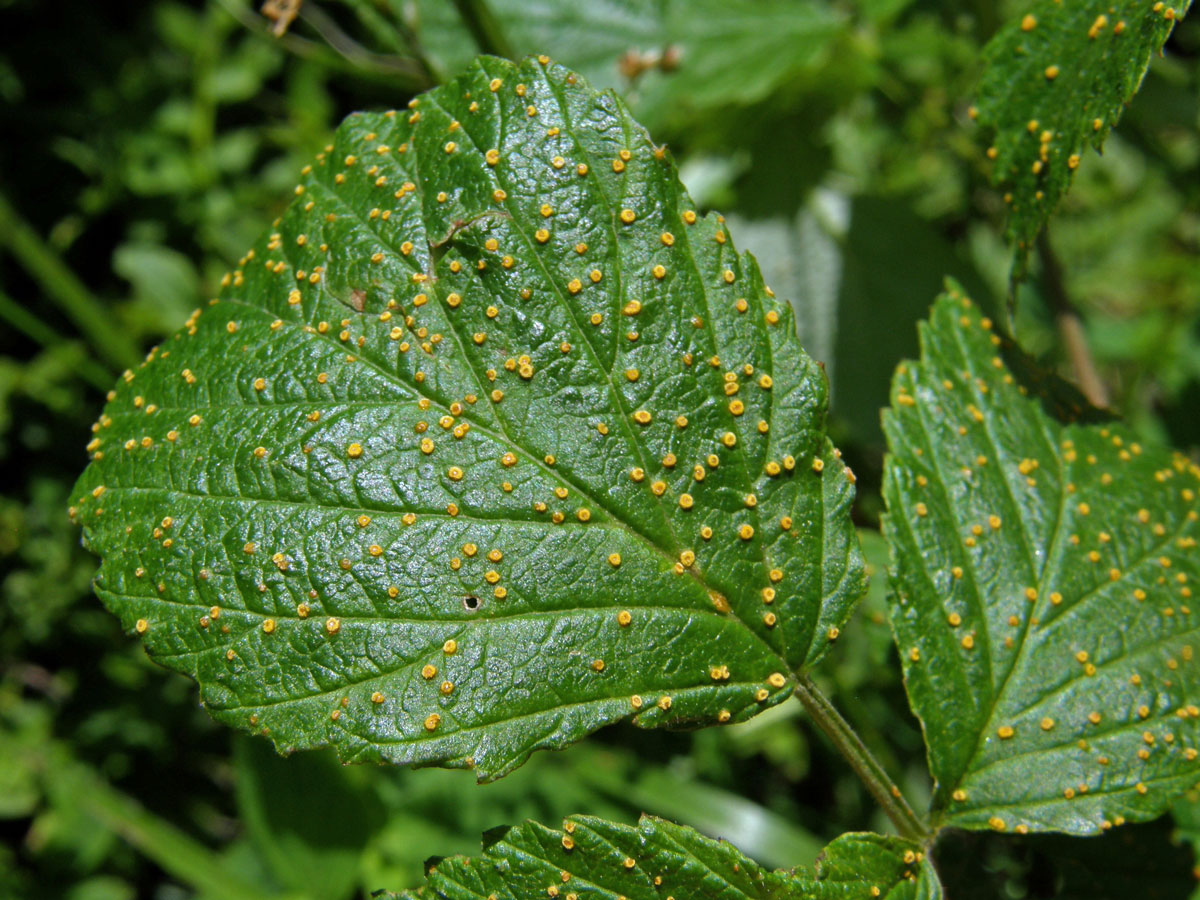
[
  {"xmin": 884, "ymin": 286, "xmax": 1200, "ymax": 835},
  {"xmin": 386, "ymin": 815, "xmax": 940, "ymax": 900},
  {"xmin": 974, "ymin": 0, "xmax": 1192, "ymax": 262},
  {"xmin": 69, "ymin": 56, "xmax": 864, "ymax": 780}
]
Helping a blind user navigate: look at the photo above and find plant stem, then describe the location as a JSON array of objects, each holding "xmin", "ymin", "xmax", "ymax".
[
  {"xmin": 450, "ymin": 0, "xmax": 516, "ymax": 60},
  {"xmin": 0, "ymin": 288, "xmax": 113, "ymax": 390},
  {"xmin": 794, "ymin": 675, "xmax": 930, "ymax": 842},
  {"xmin": 217, "ymin": 0, "xmax": 430, "ymax": 88},
  {"xmin": 385, "ymin": 5, "xmax": 445, "ymax": 84},
  {"xmin": 1037, "ymin": 230, "xmax": 1109, "ymax": 409},
  {"xmin": 0, "ymin": 192, "xmax": 140, "ymax": 372},
  {"xmin": 69, "ymin": 763, "xmax": 273, "ymax": 900},
  {"xmin": 335, "ymin": 0, "xmax": 443, "ymax": 83}
]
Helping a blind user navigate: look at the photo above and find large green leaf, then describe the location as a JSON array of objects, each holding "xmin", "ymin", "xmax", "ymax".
[
  {"xmin": 387, "ymin": 815, "xmax": 940, "ymax": 900},
  {"xmin": 69, "ymin": 56, "xmax": 864, "ymax": 780},
  {"xmin": 883, "ymin": 286, "xmax": 1200, "ymax": 835},
  {"xmin": 417, "ymin": 0, "xmax": 842, "ymax": 130},
  {"xmin": 973, "ymin": 0, "xmax": 1192, "ymax": 261}
]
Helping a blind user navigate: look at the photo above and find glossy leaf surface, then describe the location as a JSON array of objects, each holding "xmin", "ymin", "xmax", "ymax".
[
  {"xmin": 974, "ymin": 0, "xmax": 1192, "ymax": 260},
  {"xmin": 69, "ymin": 56, "xmax": 863, "ymax": 780},
  {"xmin": 884, "ymin": 287, "xmax": 1200, "ymax": 834},
  {"xmin": 388, "ymin": 815, "xmax": 940, "ymax": 900}
]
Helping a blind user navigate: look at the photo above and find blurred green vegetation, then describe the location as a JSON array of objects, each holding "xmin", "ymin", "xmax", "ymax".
[{"xmin": 0, "ymin": 1, "xmax": 1197, "ymax": 897}]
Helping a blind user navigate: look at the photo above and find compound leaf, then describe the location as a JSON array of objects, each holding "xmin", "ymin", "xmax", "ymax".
[
  {"xmin": 69, "ymin": 56, "xmax": 864, "ymax": 780},
  {"xmin": 884, "ymin": 286, "xmax": 1200, "ymax": 835},
  {"xmin": 973, "ymin": 0, "xmax": 1192, "ymax": 266},
  {"xmin": 386, "ymin": 814, "xmax": 941, "ymax": 900}
]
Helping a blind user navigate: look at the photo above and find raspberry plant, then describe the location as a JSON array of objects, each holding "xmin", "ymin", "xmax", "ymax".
[{"xmin": 70, "ymin": 4, "xmax": 1197, "ymax": 895}]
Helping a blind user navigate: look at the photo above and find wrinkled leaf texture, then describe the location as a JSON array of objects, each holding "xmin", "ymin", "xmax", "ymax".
[
  {"xmin": 71, "ymin": 56, "xmax": 864, "ymax": 780},
  {"xmin": 885, "ymin": 286, "xmax": 1200, "ymax": 835}
]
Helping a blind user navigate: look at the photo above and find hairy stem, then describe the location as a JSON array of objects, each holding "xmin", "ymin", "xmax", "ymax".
[
  {"xmin": 451, "ymin": 0, "xmax": 516, "ymax": 60},
  {"xmin": 0, "ymin": 193, "xmax": 140, "ymax": 372},
  {"xmin": 1037, "ymin": 230, "xmax": 1109, "ymax": 409},
  {"xmin": 794, "ymin": 675, "xmax": 930, "ymax": 842}
]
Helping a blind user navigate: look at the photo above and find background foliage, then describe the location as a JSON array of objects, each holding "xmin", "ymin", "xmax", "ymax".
[{"xmin": 0, "ymin": 1, "xmax": 1197, "ymax": 897}]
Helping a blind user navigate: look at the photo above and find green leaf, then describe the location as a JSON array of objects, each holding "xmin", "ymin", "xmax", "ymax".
[
  {"xmin": 831, "ymin": 196, "xmax": 991, "ymax": 449},
  {"xmin": 386, "ymin": 815, "xmax": 940, "ymax": 900},
  {"xmin": 883, "ymin": 285, "xmax": 1200, "ymax": 835},
  {"xmin": 233, "ymin": 737, "xmax": 384, "ymax": 898},
  {"xmin": 417, "ymin": 0, "xmax": 663, "ymax": 93},
  {"xmin": 69, "ymin": 56, "xmax": 863, "ymax": 780},
  {"xmin": 630, "ymin": 0, "xmax": 842, "ymax": 119},
  {"xmin": 573, "ymin": 747, "xmax": 825, "ymax": 869},
  {"xmin": 973, "ymin": 0, "xmax": 1193, "ymax": 262},
  {"xmin": 417, "ymin": 1, "xmax": 842, "ymax": 132}
]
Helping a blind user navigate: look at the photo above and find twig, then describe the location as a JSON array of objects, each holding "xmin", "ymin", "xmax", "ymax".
[
  {"xmin": 794, "ymin": 675, "xmax": 931, "ymax": 843},
  {"xmin": 327, "ymin": 0, "xmax": 444, "ymax": 83},
  {"xmin": 217, "ymin": 0, "xmax": 431, "ymax": 88},
  {"xmin": 450, "ymin": 0, "xmax": 516, "ymax": 60},
  {"xmin": 386, "ymin": 7, "xmax": 445, "ymax": 84},
  {"xmin": 1037, "ymin": 230, "xmax": 1109, "ymax": 408},
  {"xmin": 298, "ymin": 2, "xmax": 429, "ymax": 86}
]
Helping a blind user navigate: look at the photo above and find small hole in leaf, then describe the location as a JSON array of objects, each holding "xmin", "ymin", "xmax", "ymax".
[{"xmin": 462, "ymin": 595, "xmax": 480, "ymax": 611}]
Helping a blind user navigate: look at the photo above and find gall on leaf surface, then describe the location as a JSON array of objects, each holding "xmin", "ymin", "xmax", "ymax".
[
  {"xmin": 973, "ymin": 0, "xmax": 1192, "ymax": 268},
  {"xmin": 385, "ymin": 815, "xmax": 941, "ymax": 900},
  {"xmin": 69, "ymin": 56, "xmax": 864, "ymax": 780},
  {"xmin": 884, "ymin": 286, "xmax": 1200, "ymax": 835}
]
